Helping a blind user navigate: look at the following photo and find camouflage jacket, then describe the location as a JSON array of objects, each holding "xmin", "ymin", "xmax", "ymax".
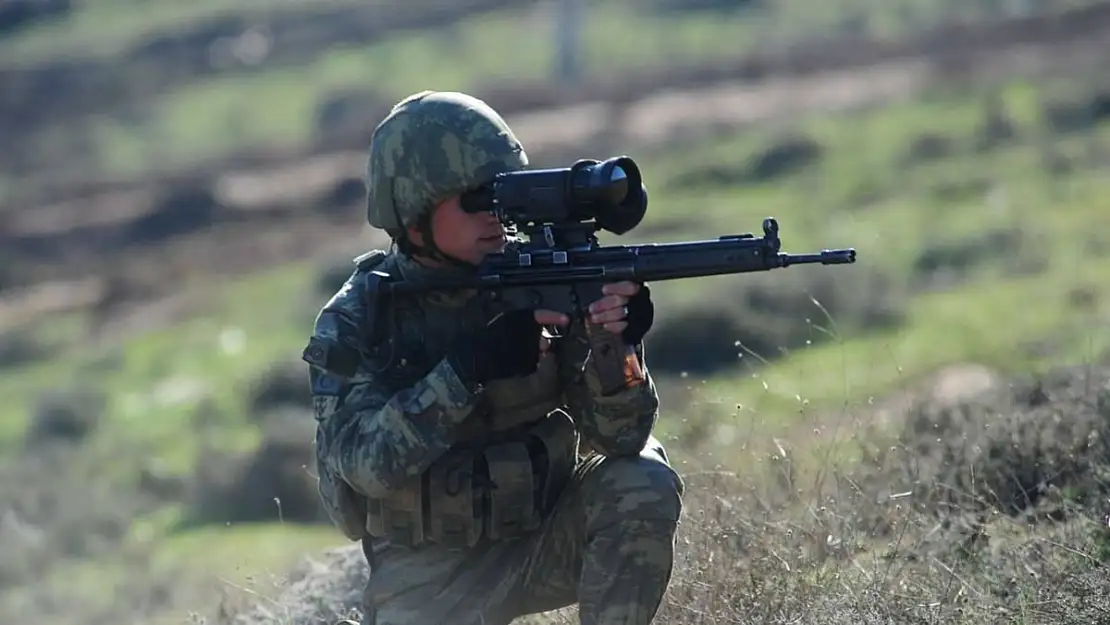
[{"xmin": 304, "ymin": 249, "xmax": 661, "ymax": 541}]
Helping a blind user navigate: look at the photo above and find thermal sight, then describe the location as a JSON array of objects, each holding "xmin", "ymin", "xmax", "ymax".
[{"xmin": 460, "ymin": 156, "xmax": 649, "ymax": 236}]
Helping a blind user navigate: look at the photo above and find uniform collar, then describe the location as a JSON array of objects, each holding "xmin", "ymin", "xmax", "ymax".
[
  {"xmin": 395, "ymin": 250, "xmax": 477, "ymax": 282},
  {"xmin": 394, "ymin": 251, "xmax": 481, "ymax": 308}
]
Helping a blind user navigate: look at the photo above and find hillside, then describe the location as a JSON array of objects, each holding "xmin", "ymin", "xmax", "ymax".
[
  {"xmin": 2, "ymin": 2, "xmax": 1110, "ymax": 624},
  {"xmin": 3, "ymin": 2, "xmax": 1108, "ymax": 345}
]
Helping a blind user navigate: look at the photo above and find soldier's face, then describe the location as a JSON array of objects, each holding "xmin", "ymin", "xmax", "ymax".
[{"xmin": 426, "ymin": 195, "xmax": 507, "ymax": 265}]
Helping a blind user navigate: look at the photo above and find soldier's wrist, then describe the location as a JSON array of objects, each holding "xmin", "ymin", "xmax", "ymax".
[{"xmin": 445, "ymin": 351, "xmax": 484, "ymax": 393}]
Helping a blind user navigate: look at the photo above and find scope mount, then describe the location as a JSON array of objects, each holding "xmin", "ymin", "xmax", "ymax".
[{"xmin": 517, "ymin": 221, "xmax": 602, "ymax": 251}]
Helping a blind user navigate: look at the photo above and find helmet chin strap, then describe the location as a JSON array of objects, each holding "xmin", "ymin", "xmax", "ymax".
[{"xmin": 398, "ymin": 212, "xmax": 478, "ymax": 270}]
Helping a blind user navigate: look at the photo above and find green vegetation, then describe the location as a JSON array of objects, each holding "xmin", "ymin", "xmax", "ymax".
[
  {"xmin": 0, "ymin": 0, "xmax": 368, "ymax": 63},
  {"xmin": 620, "ymin": 79, "xmax": 1110, "ymax": 429},
  {"xmin": 2, "ymin": 0, "xmax": 1093, "ymax": 67},
  {"xmin": 7, "ymin": 0, "xmax": 1101, "ymax": 183},
  {"xmin": 42, "ymin": 4, "xmax": 772, "ymax": 176}
]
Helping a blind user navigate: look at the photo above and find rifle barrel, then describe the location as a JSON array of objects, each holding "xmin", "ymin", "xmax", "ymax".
[{"xmin": 780, "ymin": 249, "xmax": 857, "ymax": 266}]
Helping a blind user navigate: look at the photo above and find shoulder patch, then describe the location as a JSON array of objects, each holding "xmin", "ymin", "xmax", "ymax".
[{"xmin": 302, "ymin": 336, "xmax": 361, "ymax": 377}]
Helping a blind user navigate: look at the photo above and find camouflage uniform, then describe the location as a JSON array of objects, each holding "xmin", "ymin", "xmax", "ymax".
[{"xmin": 303, "ymin": 91, "xmax": 684, "ymax": 625}]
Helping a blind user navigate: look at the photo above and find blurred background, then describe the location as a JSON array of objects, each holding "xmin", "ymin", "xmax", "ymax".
[{"xmin": 3, "ymin": 1, "xmax": 1110, "ymax": 623}]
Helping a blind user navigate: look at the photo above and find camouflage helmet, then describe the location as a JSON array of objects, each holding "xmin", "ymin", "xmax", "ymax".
[{"xmin": 365, "ymin": 90, "xmax": 529, "ymax": 233}]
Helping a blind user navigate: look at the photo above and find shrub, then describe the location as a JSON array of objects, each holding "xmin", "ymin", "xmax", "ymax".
[
  {"xmin": 910, "ymin": 225, "xmax": 1047, "ymax": 290},
  {"xmin": 246, "ymin": 361, "xmax": 313, "ymax": 418},
  {"xmin": 0, "ymin": 332, "xmax": 50, "ymax": 370},
  {"xmin": 879, "ymin": 364, "xmax": 1110, "ymax": 517},
  {"xmin": 646, "ymin": 264, "xmax": 905, "ymax": 375},
  {"xmin": 22, "ymin": 387, "xmax": 105, "ymax": 448},
  {"xmin": 1043, "ymin": 90, "xmax": 1110, "ymax": 135},
  {"xmin": 668, "ymin": 134, "xmax": 823, "ymax": 189},
  {"xmin": 0, "ymin": 442, "xmax": 159, "ymax": 590},
  {"xmin": 184, "ymin": 417, "xmax": 326, "ymax": 527}
]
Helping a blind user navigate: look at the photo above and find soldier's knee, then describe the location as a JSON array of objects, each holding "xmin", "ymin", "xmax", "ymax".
[{"xmin": 585, "ymin": 436, "xmax": 684, "ymax": 529}]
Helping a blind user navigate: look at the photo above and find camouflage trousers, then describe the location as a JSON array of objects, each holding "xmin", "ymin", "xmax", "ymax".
[{"xmin": 358, "ymin": 435, "xmax": 685, "ymax": 625}]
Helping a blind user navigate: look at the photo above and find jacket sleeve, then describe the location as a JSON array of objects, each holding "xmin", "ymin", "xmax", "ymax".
[
  {"xmin": 306, "ymin": 281, "xmax": 482, "ymax": 500},
  {"xmin": 555, "ymin": 321, "xmax": 660, "ymax": 457}
]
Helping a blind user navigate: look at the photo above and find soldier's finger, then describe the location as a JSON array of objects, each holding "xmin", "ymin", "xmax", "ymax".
[
  {"xmin": 603, "ymin": 320, "xmax": 629, "ymax": 334},
  {"xmin": 601, "ymin": 281, "xmax": 640, "ymax": 297},
  {"xmin": 588, "ymin": 294, "xmax": 627, "ymax": 315},
  {"xmin": 590, "ymin": 305, "xmax": 628, "ymax": 325},
  {"xmin": 534, "ymin": 309, "xmax": 569, "ymax": 326}
]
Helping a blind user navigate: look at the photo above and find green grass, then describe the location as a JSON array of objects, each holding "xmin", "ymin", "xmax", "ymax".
[
  {"xmin": 3, "ymin": 0, "xmax": 1094, "ymax": 68},
  {"xmin": 5, "ymin": 75, "xmax": 1110, "ymax": 622},
  {"xmin": 17, "ymin": 520, "xmax": 342, "ymax": 625},
  {"xmin": 15, "ymin": 0, "xmax": 1103, "ymax": 181},
  {"xmin": 82, "ymin": 3, "xmax": 770, "ymax": 175},
  {"xmin": 0, "ymin": 261, "xmax": 322, "ymax": 467},
  {"xmin": 0, "ymin": 0, "xmax": 369, "ymax": 65},
  {"xmin": 692, "ymin": 258, "xmax": 1110, "ymax": 418},
  {"xmin": 621, "ymin": 84, "xmax": 1110, "ymax": 442},
  {"xmin": 148, "ymin": 522, "xmax": 344, "ymax": 584}
]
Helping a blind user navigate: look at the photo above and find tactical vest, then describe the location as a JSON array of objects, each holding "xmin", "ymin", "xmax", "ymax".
[{"xmin": 319, "ymin": 250, "xmax": 580, "ymax": 550}]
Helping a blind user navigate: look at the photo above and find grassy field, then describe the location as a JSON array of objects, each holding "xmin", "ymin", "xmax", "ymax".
[
  {"xmin": 0, "ymin": 0, "xmax": 371, "ymax": 63},
  {"xmin": 44, "ymin": 3, "xmax": 778, "ymax": 177},
  {"xmin": 12, "ymin": 2, "xmax": 756, "ymax": 182},
  {"xmin": 10, "ymin": 77, "xmax": 1110, "ymax": 446},
  {"xmin": 4, "ymin": 66, "xmax": 1110, "ymax": 623},
  {"xmin": 5, "ymin": 0, "xmax": 1085, "ymax": 66},
  {"xmin": 8, "ymin": 0, "xmax": 1102, "ymax": 184}
]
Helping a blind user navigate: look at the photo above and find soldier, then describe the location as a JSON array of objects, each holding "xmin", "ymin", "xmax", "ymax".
[{"xmin": 302, "ymin": 90, "xmax": 684, "ymax": 625}]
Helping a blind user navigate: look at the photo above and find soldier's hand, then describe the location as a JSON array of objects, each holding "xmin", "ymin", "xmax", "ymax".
[
  {"xmin": 448, "ymin": 309, "xmax": 546, "ymax": 386},
  {"xmin": 534, "ymin": 310, "xmax": 569, "ymax": 326},
  {"xmin": 588, "ymin": 281, "xmax": 654, "ymax": 344},
  {"xmin": 534, "ymin": 310, "xmax": 569, "ymax": 354},
  {"xmin": 587, "ymin": 281, "xmax": 638, "ymax": 333}
]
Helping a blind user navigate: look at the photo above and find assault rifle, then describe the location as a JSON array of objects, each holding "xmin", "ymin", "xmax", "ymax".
[{"xmin": 383, "ymin": 156, "xmax": 856, "ymax": 396}]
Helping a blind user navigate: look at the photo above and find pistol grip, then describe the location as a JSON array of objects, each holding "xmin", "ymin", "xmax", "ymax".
[{"xmin": 585, "ymin": 322, "xmax": 645, "ymax": 396}]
